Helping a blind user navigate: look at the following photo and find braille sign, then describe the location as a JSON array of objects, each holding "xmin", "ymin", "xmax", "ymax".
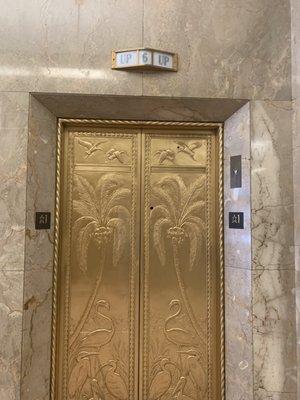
[
  {"xmin": 35, "ymin": 212, "xmax": 51, "ymax": 230},
  {"xmin": 229, "ymin": 212, "xmax": 244, "ymax": 229}
]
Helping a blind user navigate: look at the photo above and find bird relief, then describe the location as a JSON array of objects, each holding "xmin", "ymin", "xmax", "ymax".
[
  {"xmin": 77, "ymin": 138, "xmax": 107, "ymax": 159},
  {"xmin": 148, "ymin": 351, "xmax": 207, "ymax": 400},
  {"xmin": 106, "ymin": 148, "xmax": 129, "ymax": 164},
  {"xmin": 154, "ymin": 140, "xmax": 203, "ymax": 165},
  {"xmin": 77, "ymin": 137, "xmax": 129, "ymax": 164}
]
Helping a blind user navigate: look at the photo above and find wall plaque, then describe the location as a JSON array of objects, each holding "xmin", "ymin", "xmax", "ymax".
[
  {"xmin": 112, "ymin": 48, "xmax": 178, "ymax": 71},
  {"xmin": 229, "ymin": 212, "xmax": 244, "ymax": 229},
  {"xmin": 35, "ymin": 212, "xmax": 51, "ymax": 230}
]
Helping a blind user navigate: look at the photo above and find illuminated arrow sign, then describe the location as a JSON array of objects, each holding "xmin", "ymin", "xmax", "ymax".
[{"xmin": 112, "ymin": 48, "xmax": 178, "ymax": 71}]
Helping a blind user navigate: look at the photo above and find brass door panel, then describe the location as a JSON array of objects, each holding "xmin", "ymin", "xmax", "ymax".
[
  {"xmin": 53, "ymin": 122, "xmax": 222, "ymax": 400},
  {"xmin": 140, "ymin": 131, "xmax": 220, "ymax": 400},
  {"xmin": 54, "ymin": 128, "xmax": 141, "ymax": 400}
]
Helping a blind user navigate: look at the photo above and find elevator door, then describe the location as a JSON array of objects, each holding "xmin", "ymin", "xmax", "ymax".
[{"xmin": 53, "ymin": 125, "xmax": 222, "ymax": 400}]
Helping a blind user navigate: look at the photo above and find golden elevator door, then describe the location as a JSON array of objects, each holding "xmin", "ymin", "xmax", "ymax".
[
  {"xmin": 140, "ymin": 130, "xmax": 220, "ymax": 400},
  {"xmin": 53, "ymin": 126, "xmax": 221, "ymax": 400},
  {"xmin": 54, "ymin": 128, "xmax": 141, "ymax": 400}
]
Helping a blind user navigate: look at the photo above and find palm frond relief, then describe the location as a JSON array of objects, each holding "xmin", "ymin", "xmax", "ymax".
[
  {"xmin": 72, "ymin": 173, "xmax": 131, "ymax": 272},
  {"xmin": 151, "ymin": 175, "xmax": 206, "ymax": 271}
]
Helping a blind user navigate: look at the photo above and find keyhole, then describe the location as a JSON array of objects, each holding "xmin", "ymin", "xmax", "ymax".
[{"xmin": 150, "ymin": 206, "xmax": 154, "ymax": 210}]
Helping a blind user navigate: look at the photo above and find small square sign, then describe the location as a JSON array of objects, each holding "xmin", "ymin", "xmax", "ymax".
[
  {"xmin": 229, "ymin": 212, "xmax": 244, "ymax": 229},
  {"xmin": 35, "ymin": 212, "xmax": 51, "ymax": 230}
]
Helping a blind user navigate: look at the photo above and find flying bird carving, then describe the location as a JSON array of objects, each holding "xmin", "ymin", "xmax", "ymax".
[
  {"xmin": 155, "ymin": 149, "xmax": 176, "ymax": 164},
  {"xmin": 175, "ymin": 141, "xmax": 202, "ymax": 160},
  {"xmin": 106, "ymin": 148, "xmax": 128, "ymax": 164},
  {"xmin": 78, "ymin": 139, "xmax": 107, "ymax": 158}
]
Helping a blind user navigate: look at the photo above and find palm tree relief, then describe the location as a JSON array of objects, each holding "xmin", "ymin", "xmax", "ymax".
[
  {"xmin": 150, "ymin": 174, "xmax": 208, "ymax": 399},
  {"xmin": 68, "ymin": 173, "xmax": 130, "ymax": 399}
]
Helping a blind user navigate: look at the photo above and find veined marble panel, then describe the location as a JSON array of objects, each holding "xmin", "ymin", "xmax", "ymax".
[
  {"xmin": 292, "ymin": 2, "xmax": 300, "ymax": 397},
  {"xmin": 223, "ymin": 103, "xmax": 253, "ymax": 398},
  {"xmin": 143, "ymin": 0, "xmax": 291, "ymax": 99},
  {"xmin": 0, "ymin": 92, "xmax": 28, "ymax": 399},
  {"xmin": 225, "ymin": 267, "xmax": 253, "ymax": 400},
  {"xmin": 252, "ymin": 205, "xmax": 294, "ymax": 270},
  {"xmin": 0, "ymin": 93, "xmax": 29, "ymax": 271},
  {"xmin": 224, "ymin": 103, "xmax": 250, "ymax": 160},
  {"xmin": 224, "ymin": 103, "xmax": 251, "ymax": 270},
  {"xmin": 254, "ymin": 390, "xmax": 297, "ymax": 400},
  {"xmin": 21, "ymin": 269, "xmax": 52, "ymax": 400},
  {"xmin": 0, "ymin": 1, "xmax": 292, "ymax": 98},
  {"xmin": 21, "ymin": 98, "xmax": 56, "ymax": 399},
  {"xmin": 24, "ymin": 97, "xmax": 56, "ymax": 272},
  {"xmin": 253, "ymin": 269, "xmax": 296, "ymax": 395},
  {"xmin": 0, "ymin": 270, "xmax": 23, "ymax": 400},
  {"xmin": 251, "ymin": 101, "xmax": 293, "ymax": 209},
  {"xmin": 251, "ymin": 100, "xmax": 295, "ymax": 270},
  {"xmin": 293, "ymin": 147, "xmax": 300, "ymax": 247},
  {"xmin": 0, "ymin": 0, "xmax": 143, "ymax": 94},
  {"xmin": 292, "ymin": 98, "xmax": 300, "ymax": 148}
]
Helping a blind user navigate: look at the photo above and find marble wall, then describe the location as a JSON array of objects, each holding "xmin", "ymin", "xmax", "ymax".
[
  {"xmin": 0, "ymin": 93, "xmax": 29, "ymax": 400},
  {"xmin": 291, "ymin": 0, "xmax": 300, "ymax": 397},
  {"xmin": 21, "ymin": 97, "xmax": 57, "ymax": 400},
  {"xmin": 20, "ymin": 96, "xmax": 253, "ymax": 400},
  {"xmin": 0, "ymin": 0, "xmax": 297, "ymax": 399},
  {"xmin": 251, "ymin": 101, "xmax": 296, "ymax": 400},
  {"xmin": 0, "ymin": 0, "xmax": 292, "ymax": 99},
  {"xmin": 224, "ymin": 104, "xmax": 253, "ymax": 400}
]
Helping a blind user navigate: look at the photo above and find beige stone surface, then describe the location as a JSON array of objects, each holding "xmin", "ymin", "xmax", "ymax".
[
  {"xmin": 0, "ymin": 270, "xmax": 23, "ymax": 400},
  {"xmin": 0, "ymin": 0, "xmax": 143, "ymax": 94},
  {"xmin": 0, "ymin": 0, "xmax": 297, "ymax": 398},
  {"xmin": 0, "ymin": 93, "xmax": 29, "ymax": 271},
  {"xmin": 251, "ymin": 100, "xmax": 296, "ymax": 398},
  {"xmin": 225, "ymin": 267, "xmax": 253, "ymax": 400},
  {"xmin": 291, "ymin": 0, "xmax": 300, "ymax": 396},
  {"xmin": 0, "ymin": 93, "xmax": 28, "ymax": 400},
  {"xmin": 0, "ymin": 0, "xmax": 292, "ymax": 99},
  {"xmin": 253, "ymin": 270, "xmax": 296, "ymax": 394},
  {"xmin": 251, "ymin": 101, "xmax": 294, "ymax": 209},
  {"xmin": 224, "ymin": 103, "xmax": 251, "ymax": 270},
  {"xmin": 21, "ymin": 269, "xmax": 52, "ymax": 400},
  {"xmin": 143, "ymin": 0, "xmax": 291, "ymax": 99},
  {"xmin": 21, "ymin": 98, "xmax": 57, "ymax": 400},
  {"xmin": 223, "ymin": 102, "xmax": 253, "ymax": 399}
]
